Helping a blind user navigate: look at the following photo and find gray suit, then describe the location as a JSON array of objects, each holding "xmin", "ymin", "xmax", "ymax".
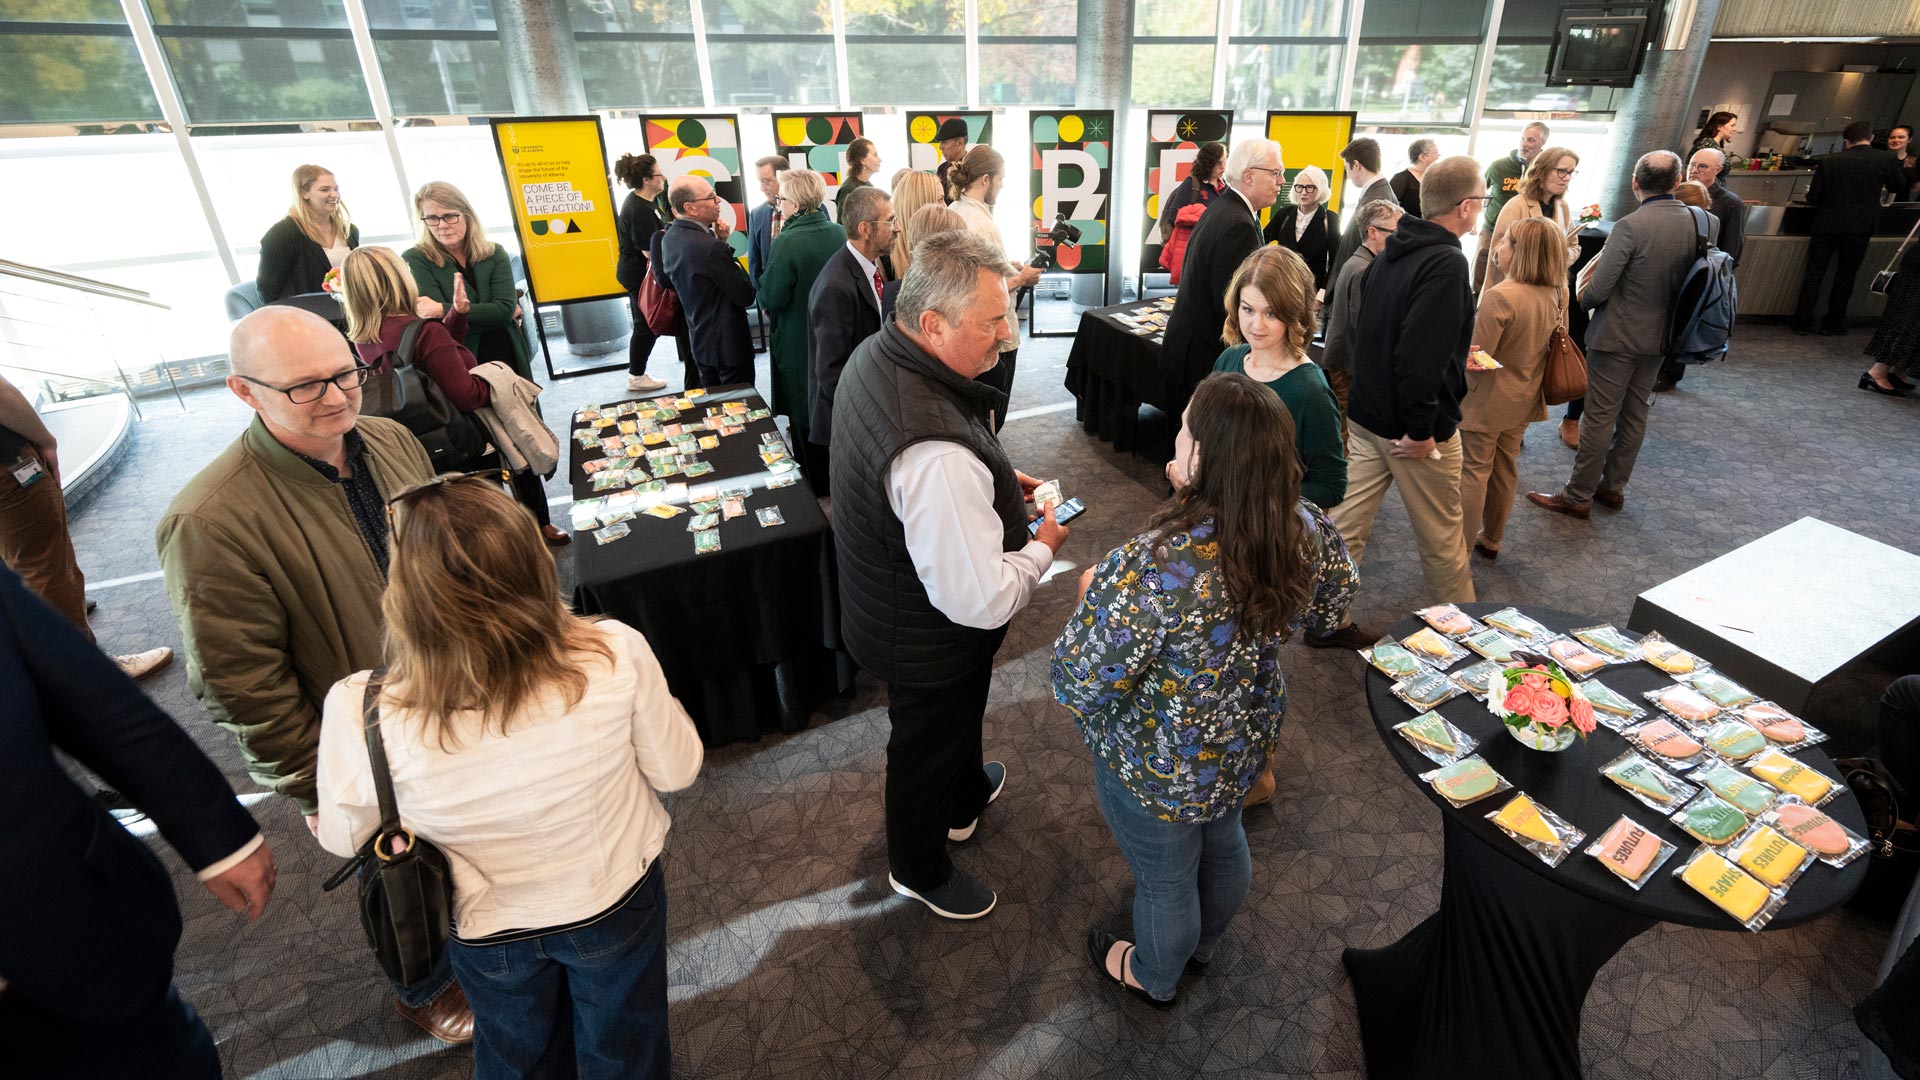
[
  {"xmin": 1332, "ymin": 176, "xmax": 1398, "ymax": 277},
  {"xmin": 1563, "ymin": 195, "xmax": 1699, "ymax": 507}
]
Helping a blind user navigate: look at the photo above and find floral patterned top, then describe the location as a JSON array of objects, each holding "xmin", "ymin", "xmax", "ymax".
[{"xmin": 1051, "ymin": 502, "xmax": 1358, "ymax": 823}]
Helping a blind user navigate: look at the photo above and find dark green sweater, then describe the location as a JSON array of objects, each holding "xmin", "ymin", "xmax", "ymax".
[{"xmin": 1213, "ymin": 344, "xmax": 1348, "ymax": 509}]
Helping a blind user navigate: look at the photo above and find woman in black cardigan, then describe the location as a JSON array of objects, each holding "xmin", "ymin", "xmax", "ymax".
[
  {"xmin": 1261, "ymin": 164, "xmax": 1339, "ymax": 296},
  {"xmin": 614, "ymin": 152, "xmax": 681, "ymax": 394},
  {"xmin": 257, "ymin": 164, "xmax": 358, "ymax": 303}
]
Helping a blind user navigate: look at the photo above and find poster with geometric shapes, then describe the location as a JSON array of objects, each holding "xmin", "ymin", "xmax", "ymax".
[
  {"xmin": 1264, "ymin": 112, "xmax": 1357, "ymax": 230},
  {"xmin": 1029, "ymin": 110, "xmax": 1112, "ymax": 275},
  {"xmin": 1141, "ymin": 110, "xmax": 1233, "ymax": 275},
  {"xmin": 490, "ymin": 115, "xmax": 625, "ymax": 305},
  {"xmin": 773, "ymin": 112, "xmax": 864, "ymax": 222},
  {"xmin": 643, "ymin": 113, "xmax": 748, "ymax": 266},
  {"xmin": 906, "ymin": 110, "xmax": 993, "ymax": 173}
]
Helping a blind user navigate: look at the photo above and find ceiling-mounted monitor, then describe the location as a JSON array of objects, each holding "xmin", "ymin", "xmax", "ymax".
[{"xmin": 1546, "ymin": 5, "xmax": 1660, "ymax": 88}]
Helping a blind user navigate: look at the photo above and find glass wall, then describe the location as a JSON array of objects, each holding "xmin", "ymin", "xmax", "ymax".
[{"xmin": 978, "ymin": 0, "xmax": 1076, "ymax": 106}]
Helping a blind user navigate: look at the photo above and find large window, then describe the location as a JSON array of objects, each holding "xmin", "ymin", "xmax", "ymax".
[
  {"xmin": 2, "ymin": 0, "xmax": 161, "ymax": 125},
  {"xmin": 703, "ymin": 0, "xmax": 837, "ymax": 105},
  {"xmin": 1130, "ymin": 0, "xmax": 1215, "ymax": 109},
  {"xmin": 1353, "ymin": 0, "xmax": 1486, "ymax": 124},
  {"xmin": 145, "ymin": 0, "xmax": 374, "ymax": 123},
  {"xmin": 1226, "ymin": 0, "xmax": 1344, "ymax": 112},
  {"xmin": 363, "ymin": 0, "xmax": 513, "ymax": 116},
  {"xmin": 978, "ymin": 0, "xmax": 1075, "ymax": 107},
  {"xmin": 572, "ymin": 0, "xmax": 702, "ymax": 109},
  {"xmin": 846, "ymin": 0, "xmax": 965, "ymax": 105}
]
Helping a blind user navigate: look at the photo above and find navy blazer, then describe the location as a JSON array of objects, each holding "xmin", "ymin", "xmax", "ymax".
[
  {"xmin": 747, "ymin": 202, "xmax": 776, "ymax": 289},
  {"xmin": 0, "ymin": 566, "xmax": 259, "ymax": 1022},
  {"xmin": 661, "ymin": 217, "xmax": 756, "ymax": 378},
  {"xmin": 1806, "ymin": 145, "xmax": 1907, "ymax": 236},
  {"xmin": 806, "ymin": 244, "xmax": 885, "ymax": 443}
]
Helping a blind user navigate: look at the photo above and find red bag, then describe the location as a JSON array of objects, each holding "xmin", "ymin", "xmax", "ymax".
[
  {"xmin": 1159, "ymin": 202, "xmax": 1208, "ymax": 285},
  {"xmin": 638, "ymin": 269, "xmax": 679, "ymax": 335}
]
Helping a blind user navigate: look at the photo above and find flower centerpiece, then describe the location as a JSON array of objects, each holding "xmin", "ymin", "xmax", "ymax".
[
  {"xmin": 1486, "ymin": 650, "xmax": 1597, "ymax": 752},
  {"xmin": 320, "ymin": 266, "xmax": 343, "ymax": 296},
  {"xmin": 1576, "ymin": 203, "xmax": 1603, "ymax": 227}
]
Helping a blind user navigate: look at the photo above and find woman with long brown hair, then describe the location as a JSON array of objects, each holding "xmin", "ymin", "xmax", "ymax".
[
  {"xmin": 1053, "ymin": 372, "xmax": 1359, "ymax": 1006},
  {"xmin": 1483, "ymin": 146, "xmax": 1580, "ymax": 289},
  {"xmin": 257, "ymin": 163, "xmax": 358, "ymax": 302},
  {"xmin": 403, "ymin": 180, "xmax": 532, "ymax": 380},
  {"xmin": 316, "ymin": 475, "xmax": 701, "ymax": 1080}
]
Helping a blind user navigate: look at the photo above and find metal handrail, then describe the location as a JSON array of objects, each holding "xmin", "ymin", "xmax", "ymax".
[{"xmin": 0, "ymin": 259, "xmax": 171, "ymax": 311}]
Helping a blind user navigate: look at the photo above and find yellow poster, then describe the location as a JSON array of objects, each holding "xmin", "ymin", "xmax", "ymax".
[
  {"xmin": 491, "ymin": 116, "xmax": 625, "ymax": 304},
  {"xmin": 1264, "ymin": 112, "xmax": 1358, "ymax": 228}
]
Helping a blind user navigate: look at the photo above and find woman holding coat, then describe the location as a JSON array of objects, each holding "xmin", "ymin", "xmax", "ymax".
[
  {"xmin": 402, "ymin": 181, "xmax": 533, "ymax": 380},
  {"xmin": 754, "ymin": 169, "xmax": 844, "ymax": 453}
]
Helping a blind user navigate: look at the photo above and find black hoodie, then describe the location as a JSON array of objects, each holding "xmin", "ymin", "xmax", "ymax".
[{"xmin": 1346, "ymin": 215, "xmax": 1474, "ymax": 443}]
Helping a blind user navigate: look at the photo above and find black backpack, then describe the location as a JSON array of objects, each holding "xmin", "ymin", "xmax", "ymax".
[
  {"xmin": 360, "ymin": 319, "xmax": 488, "ymax": 470},
  {"xmin": 1664, "ymin": 206, "xmax": 1739, "ymax": 366}
]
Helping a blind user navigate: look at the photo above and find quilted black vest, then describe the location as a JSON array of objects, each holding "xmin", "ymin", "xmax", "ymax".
[{"xmin": 829, "ymin": 322, "xmax": 1028, "ymax": 687}]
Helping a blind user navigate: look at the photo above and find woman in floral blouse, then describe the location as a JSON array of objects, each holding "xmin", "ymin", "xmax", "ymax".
[{"xmin": 1053, "ymin": 372, "xmax": 1358, "ymax": 1006}]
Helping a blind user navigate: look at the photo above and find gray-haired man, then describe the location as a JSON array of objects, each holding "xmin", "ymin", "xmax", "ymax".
[{"xmin": 831, "ymin": 229, "xmax": 1070, "ymax": 920}]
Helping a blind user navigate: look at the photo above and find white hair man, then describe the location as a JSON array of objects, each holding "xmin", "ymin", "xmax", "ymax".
[
  {"xmin": 829, "ymin": 228, "xmax": 1070, "ymax": 920},
  {"xmin": 1160, "ymin": 136, "xmax": 1285, "ymax": 422}
]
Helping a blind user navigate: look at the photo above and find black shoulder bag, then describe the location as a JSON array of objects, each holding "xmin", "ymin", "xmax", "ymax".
[
  {"xmin": 359, "ymin": 319, "xmax": 489, "ymax": 471},
  {"xmin": 321, "ymin": 670, "xmax": 455, "ymax": 986}
]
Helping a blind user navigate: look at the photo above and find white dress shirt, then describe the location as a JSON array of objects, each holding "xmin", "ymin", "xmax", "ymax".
[
  {"xmin": 315, "ymin": 620, "xmax": 703, "ymax": 939},
  {"xmin": 1293, "ymin": 207, "xmax": 1317, "ymax": 240},
  {"xmin": 887, "ymin": 441, "xmax": 1052, "ymax": 630},
  {"xmin": 846, "ymin": 241, "xmax": 883, "ymax": 312}
]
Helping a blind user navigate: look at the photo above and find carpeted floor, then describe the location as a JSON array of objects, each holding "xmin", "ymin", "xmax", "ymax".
[{"xmin": 68, "ymin": 321, "xmax": 1914, "ymax": 1079}]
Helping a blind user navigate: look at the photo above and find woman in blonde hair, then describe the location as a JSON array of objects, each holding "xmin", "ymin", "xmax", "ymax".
[
  {"xmin": 317, "ymin": 475, "xmax": 701, "ymax": 1080},
  {"xmin": 888, "ymin": 170, "xmax": 945, "ymax": 276},
  {"xmin": 257, "ymin": 164, "xmax": 357, "ymax": 302},
  {"xmin": 882, "ymin": 201, "xmax": 968, "ymax": 317},
  {"xmin": 1459, "ymin": 216, "xmax": 1569, "ymax": 560},
  {"xmin": 402, "ymin": 181, "xmax": 532, "ymax": 379},
  {"xmin": 342, "ymin": 246, "xmax": 569, "ymax": 545},
  {"xmin": 1211, "ymin": 245, "xmax": 1346, "ymax": 510},
  {"xmin": 949, "ymin": 145, "xmax": 1041, "ymax": 422}
]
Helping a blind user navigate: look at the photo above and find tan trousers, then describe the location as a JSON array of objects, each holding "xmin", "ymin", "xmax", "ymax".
[
  {"xmin": 0, "ymin": 445, "xmax": 91, "ymax": 637},
  {"xmin": 1323, "ymin": 366, "xmax": 1352, "ymax": 447},
  {"xmin": 1326, "ymin": 426, "xmax": 1476, "ymax": 604},
  {"xmin": 1459, "ymin": 425, "xmax": 1526, "ymax": 553}
]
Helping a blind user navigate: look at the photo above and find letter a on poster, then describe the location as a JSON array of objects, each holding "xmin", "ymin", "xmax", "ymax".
[{"xmin": 492, "ymin": 116, "xmax": 626, "ymax": 305}]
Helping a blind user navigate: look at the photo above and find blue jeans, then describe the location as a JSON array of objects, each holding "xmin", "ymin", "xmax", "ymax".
[
  {"xmin": 449, "ymin": 861, "xmax": 670, "ymax": 1080},
  {"xmin": 1091, "ymin": 762, "xmax": 1252, "ymax": 1001},
  {"xmin": 392, "ymin": 944, "xmax": 457, "ymax": 1009}
]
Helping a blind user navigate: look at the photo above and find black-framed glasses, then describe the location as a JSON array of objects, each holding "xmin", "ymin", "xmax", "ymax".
[
  {"xmin": 1292, "ymin": 183, "xmax": 1319, "ymax": 193},
  {"xmin": 1551, "ymin": 167, "xmax": 1578, "ymax": 179},
  {"xmin": 237, "ymin": 365, "xmax": 374, "ymax": 405},
  {"xmin": 688, "ymin": 193, "xmax": 722, "ymax": 204},
  {"xmin": 421, "ymin": 212, "xmax": 464, "ymax": 226}
]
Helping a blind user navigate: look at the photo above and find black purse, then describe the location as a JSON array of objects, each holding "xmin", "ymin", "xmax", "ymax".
[
  {"xmin": 321, "ymin": 669, "xmax": 455, "ymax": 986},
  {"xmin": 1871, "ymin": 221, "xmax": 1920, "ymax": 296}
]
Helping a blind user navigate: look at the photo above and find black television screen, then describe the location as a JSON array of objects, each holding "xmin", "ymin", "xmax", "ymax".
[{"xmin": 1547, "ymin": 11, "xmax": 1652, "ymax": 87}]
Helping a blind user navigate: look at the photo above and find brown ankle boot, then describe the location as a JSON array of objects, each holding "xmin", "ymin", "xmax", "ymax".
[{"xmin": 395, "ymin": 982, "xmax": 475, "ymax": 1044}]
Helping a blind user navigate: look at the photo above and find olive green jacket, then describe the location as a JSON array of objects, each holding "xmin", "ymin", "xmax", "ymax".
[
  {"xmin": 156, "ymin": 416, "xmax": 433, "ymax": 813},
  {"xmin": 403, "ymin": 244, "xmax": 533, "ymax": 379},
  {"xmin": 755, "ymin": 208, "xmax": 844, "ymax": 427}
]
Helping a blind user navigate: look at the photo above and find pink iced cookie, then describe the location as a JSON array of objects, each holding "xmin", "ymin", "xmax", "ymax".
[
  {"xmin": 1597, "ymin": 818, "xmax": 1660, "ymax": 881},
  {"xmin": 1773, "ymin": 803, "xmax": 1849, "ymax": 856},
  {"xmin": 1640, "ymin": 719, "xmax": 1702, "ymax": 760}
]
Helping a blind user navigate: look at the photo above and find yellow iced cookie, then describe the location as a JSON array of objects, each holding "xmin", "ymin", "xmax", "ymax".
[
  {"xmin": 1750, "ymin": 750, "xmax": 1834, "ymax": 803},
  {"xmin": 1493, "ymin": 794, "xmax": 1560, "ymax": 845},
  {"xmin": 1732, "ymin": 826, "xmax": 1809, "ymax": 888},
  {"xmin": 1681, "ymin": 851, "xmax": 1772, "ymax": 922},
  {"xmin": 1404, "ymin": 628, "xmax": 1455, "ymax": 659},
  {"xmin": 1642, "ymin": 640, "xmax": 1697, "ymax": 674}
]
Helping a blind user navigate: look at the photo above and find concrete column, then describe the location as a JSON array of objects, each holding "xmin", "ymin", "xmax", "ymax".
[
  {"xmin": 491, "ymin": 0, "xmax": 588, "ymax": 115},
  {"xmin": 1595, "ymin": 0, "xmax": 1724, "ymax": 218},
  {"xmin": 1075, "ymin": 0, "xmax": 1135, "ymax": 304}
]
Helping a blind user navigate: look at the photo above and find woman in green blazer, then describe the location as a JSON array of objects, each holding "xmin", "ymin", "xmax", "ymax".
[
  {"xmin": 755, "ymin": 169, "xmax": 844, "ymax": 447},
  {"xmin": 402, "ymin": 180, "xmax": 534, "ymax": 380}
]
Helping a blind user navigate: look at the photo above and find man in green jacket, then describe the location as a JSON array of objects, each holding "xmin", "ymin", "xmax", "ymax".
[
  {"xmin": 156, "ymin": 306, "xmax": 474, "ymax": 1043},
  {"xmin": 1474, "ymin": 121, "xmax": 1549, "ymax": 299}
]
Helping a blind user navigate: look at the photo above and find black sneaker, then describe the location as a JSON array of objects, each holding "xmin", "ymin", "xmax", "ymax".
[
  {"xmin": 890, "ymin": 869, "xmax": 997, "ymax": 919},
  {"xmin": 949, "ymin": 761, "xmax": 1007, "ymax": 842},
  {"xmin": 1303, "ymin": 622, "xmax": 1377, "ymax": 650}
]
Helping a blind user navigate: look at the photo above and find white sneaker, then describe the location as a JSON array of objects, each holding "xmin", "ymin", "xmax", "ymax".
[
  {"xmin": 114, "ymin": 646, "xmax": 173, "ymax": 680},
  {"xmin": 627, "ymin": 374, "xmax": 667, "ymax": 392}
]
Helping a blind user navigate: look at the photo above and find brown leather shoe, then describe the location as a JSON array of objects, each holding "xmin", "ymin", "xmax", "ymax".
[
  {"xmin": 542, "ymin": 524, "xmax": 573, "ymax": 547},
  {"xmin": 1244, "ymin": 760, "xmax": 1277, "ymax": 807},
  {"xmin": 1526, "ymin": 491, "xmax": 1589, "ymax": 519},
  {"xmin": 395, "ymin": 983, "xmax": 475, "ymax": 1045},
  {"xmin": 1592, "ymin": 489, "xmax": 1625, "ymax": 510},
  {"xmin": 1558, "ymin": 419, "xmax": 1579, "ymax": 449}
]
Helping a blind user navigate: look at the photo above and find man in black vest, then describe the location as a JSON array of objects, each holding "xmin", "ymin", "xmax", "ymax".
[{"xmin": 831, "ymin": 229, "xmax": 1071, "ymax": 920}]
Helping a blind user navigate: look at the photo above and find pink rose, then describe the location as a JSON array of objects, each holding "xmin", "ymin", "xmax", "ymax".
[
  {"xmin": 1531, "ymin": 664, "xmax": 1549, "ymax": 672},
  {"xmin": 1569, "ymin": 695, "xmax": 1596, "ymax": 735},
  {"xmin": 1532, "ymin": 692, "xmax": 1568, "ymax": 728},
  {"xmin": 1521, "ymin": 672, "xmax": 1548, "ymax": 690},
  {"xmin": 1503, "ymin": 685, "xmax": 1539, "ymax": 715}
]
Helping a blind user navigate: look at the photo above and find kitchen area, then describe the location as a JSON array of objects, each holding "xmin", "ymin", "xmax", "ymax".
[{"xmin": 1686, "ymin": 40, "xmax": 1920, "ymax": 321}]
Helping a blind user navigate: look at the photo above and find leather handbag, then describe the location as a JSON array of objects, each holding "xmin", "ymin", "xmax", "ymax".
[
  {"xmin": 1541, "ymin": 298, "xmax": 1588, "ymax": 406},
  {"xmin": 1871, "ymin": 220, "xmax": 1920, "ymax": 296},
  {"xmin": 321, "ymin": 670, "xmax": 454, "ymax": 987},
  {"xmin": 639, "ymin": 230, "xmax": 681, "ymax": 334}
]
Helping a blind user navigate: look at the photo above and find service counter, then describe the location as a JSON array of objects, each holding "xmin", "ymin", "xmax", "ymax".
[{"xmin": 1732, "ymin": 202, "xmax": 1917, "ymax": 320}]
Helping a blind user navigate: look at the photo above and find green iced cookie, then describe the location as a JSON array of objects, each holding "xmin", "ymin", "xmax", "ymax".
[
  {"xmin": 1700, "ymin": 764, "xmax": 1775, "ymax": 815},
  {"xmin": 1401, "ymin": 712, "xmax": 1458, "ymax": 753},
  {"xmin": 1581, "ymin": 680, "xmax": 1638, "ymax": 717},
  {"xmin": 1433, "ymin": 757, "xmax": 1498, "ymax": 802},
  {"xmin": 1370, "ymin": 644, "xmax": 1421, "ymax": 677},
  {"xmin": 1692, "ymin": 672, "xmax": 1757, "ymax": 707},
  {"xmin": 1466, "ymin": 628, "xmax": 1519, "ymax": 662},
  {"xmin": 1682, "ymin": 797, "xmax": 1748, "ymax": 844},
  {"xmin": 1708, "ymin": 722, "xmax": 1766, "ymax": 760},
  {"xmin": 1606, "ymin": 758, "xmax": 1677, "ymax": 803}
]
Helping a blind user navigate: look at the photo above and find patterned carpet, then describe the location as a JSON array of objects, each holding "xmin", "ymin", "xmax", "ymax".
[{"xmin": 67, "ymin": 321, "xmax": 1913, "ymax": 1079}]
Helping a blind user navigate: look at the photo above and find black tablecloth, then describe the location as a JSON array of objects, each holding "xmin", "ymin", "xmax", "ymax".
[
  {"xmin": 1063, "ymin": 299, "xmax": 1170, "ymax": 457},
  {"xmin": 568, "ymin": 385, "xmax": 853, "ymax": 745},
  {"xmin": 1346, "ymin": 603, "xmax": 1867, "ymax": 1080}
]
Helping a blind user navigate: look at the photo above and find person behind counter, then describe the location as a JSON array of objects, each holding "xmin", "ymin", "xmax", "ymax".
[
  {"xmin": 1793, "ymin": 121, "xmax": 1909, "ymax": 338},
  {"xmin": 258, "ymin": 164, "xmax": 358, "ymax": 304},
  {"xmin": 1889, "ymin": 124, "xmax": 1919, "ymax": 201}
]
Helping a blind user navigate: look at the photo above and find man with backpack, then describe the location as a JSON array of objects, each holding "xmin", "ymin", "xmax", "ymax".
[
  {"xmin": 1530, "ymin": 151, "xmax": 1700, "ymax": 520},
  {"xmin": 156, "ymin": 306, "xmax": 475, "ymax": 1044}
]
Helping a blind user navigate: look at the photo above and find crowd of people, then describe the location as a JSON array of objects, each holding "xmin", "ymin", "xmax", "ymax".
[{"xmin": 4, "ymin": 109, "xmax": 1919, "ymax": 1079}]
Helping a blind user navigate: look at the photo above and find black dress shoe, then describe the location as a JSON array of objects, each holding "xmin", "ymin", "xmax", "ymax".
[
  {"xmin": 1086, "ymin": 930, "xmax": 1176, "ymax": 1008},
  {"xmin": 1473, "ymin": 542, "xmax": 1498, "ymax": 561},
  {"xmin": 1860, "ymin": 373, "xmax": 1907, "ymax": 397},
  {"xmin": 1791, "ymin": 325, "xmax": 1813, "ymax": 336},
  {"xmin": 1652, "ymin": 379, "xmax": 1676, "ymax": 393},
  {"xmin": 1303, "ymin": 622, "xmax": 1378, "ymax": 650},
  {"xmin": 1888, "ymin": 371, "xmax": 1917, "ymax": 391},
  {"xmin": 86, "ymin": 597, "xmax": 97, "ymax": 616}
]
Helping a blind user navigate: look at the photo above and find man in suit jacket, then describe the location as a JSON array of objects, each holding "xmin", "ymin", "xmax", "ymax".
[
  {"xmin": 1331, "ymin": 137, "xmax": 1400, "ymax": 276},
  {"xmin": 0, "ymin": 565, "xmax": 273, "ymax": 1079},
  {"xmin": 1160, "ymin": 137, "xmax": 1285, "ymax": 423},
  {"xmin": 1530, "ymin": 151, "xmax": 1697, "ymax": 519},
  {"xmin": 1793, "ymin": 121, "xmax": 1907, "ymax": 335},
  {"xmin": 663, "ymin": 176, "xmax": 757, "ymax": 387},
  {"xmin": 807, "ymin": 186, "xmax": 895, "ymax": 496},
  {"xmin": 747, "ymin": 155, "xmax": 789, "ymax": 290}
]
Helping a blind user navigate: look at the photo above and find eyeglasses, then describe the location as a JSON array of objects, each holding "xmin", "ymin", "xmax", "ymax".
[
  {"xmin": 1292, "ymin": 184, "xmax": 1319, "ymax": 193},
  {"xmin": 237, "ymin": 365, "xmax": 374, "ymax": 405},
  {"xmin": 1551, "ymin": 167, "xmax": 1578, "ymax": 179},
  {"xmin": 688, "ymin": 193, "xmax": 721, "ymax": 205},
  {"xmin": 421, "ymin": 212, "xmax": 464, "ymax": 226},
  {"xmin": 385, "ymin": 468, "xmax": 513, "ymax": 522},
  {"xmin": 1245, "ymin": 166, "xmax": 1285, "ymax": 181}
]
